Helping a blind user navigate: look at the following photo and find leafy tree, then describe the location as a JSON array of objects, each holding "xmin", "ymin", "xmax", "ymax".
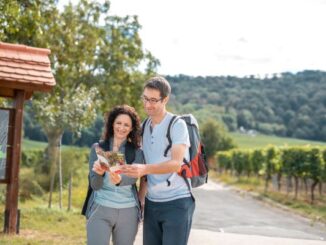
[
  {"xmin": 1, "ymin": 0, "xmax": 158, "ymax": 208},
  {"xmin": 201, "ymin": 118, "xmax": 236, "ymax": 159}
]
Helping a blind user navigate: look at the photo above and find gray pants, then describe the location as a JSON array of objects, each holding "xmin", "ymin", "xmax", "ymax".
[{"xmin": 87, "ymin": 204, "xmax": 139, "ymax": 245}]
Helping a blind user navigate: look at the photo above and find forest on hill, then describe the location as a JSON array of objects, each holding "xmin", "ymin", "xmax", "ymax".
[
  {"xmin": 24, "ymin": 70, "xmax": 326, "ymax": 146},
  {"xmin": 167, "ymin": 70, "xmax": 326, "ymax": 142}
]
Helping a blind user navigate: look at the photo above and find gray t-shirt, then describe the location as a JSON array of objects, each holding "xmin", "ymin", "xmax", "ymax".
[{"xmin": 142, "ymin": 112, "xmax": 191, "ymax": 202}]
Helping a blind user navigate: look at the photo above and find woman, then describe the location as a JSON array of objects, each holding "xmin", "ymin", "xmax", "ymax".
[{"xmin": 85, "ymin": 105, "xmax": 144, "ymax": 245}]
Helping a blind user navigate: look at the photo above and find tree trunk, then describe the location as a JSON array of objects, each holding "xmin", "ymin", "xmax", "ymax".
[
  {"xmin": 286, "ymin": 176, "xmax": 292, "ymax": 196},
  {"xmin": 58, "ymin": 136, "xmax": 63, "ymax": 209},
  {"xmin": 294, "ymin": 176, "xmax": 299, "ymax": 200},
  {"xmin": 311, "ymin": 180, "xmax": 319, "ymax": 205},
  {"xmin": 303, "ymin": 178, "xmax": 308, "ymax": 199},
  {"xmin": 277, "ymin": 173, "xmax": 282, "ymax": 192},
  {"xmin": 264, "ymin": 175, "xmax": 270, "ymax": 193},
  {"xmin": 319, "ymin": 182, "xmax": 322, "ymax": 197},
  {"xmin": 46, "ymin": 129, "xmax": 63, "ymax": 209},
  {"xmin": 67, "ymin": 172, "xmax": 72, "ymax": 211}
]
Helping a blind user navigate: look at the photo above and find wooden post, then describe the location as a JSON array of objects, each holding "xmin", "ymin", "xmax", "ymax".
[{"xmin": 4, "ymin": 90, "xmax": 25, "ymax": 234}]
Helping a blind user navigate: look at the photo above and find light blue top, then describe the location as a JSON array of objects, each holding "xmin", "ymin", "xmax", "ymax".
[
  {"xmin": 94, "ymin": 172, "xmax": 137, "ymax": 208},
  {"xmin": 142, "ymin": 112, "xmax": 191, "ymax": 202},
  {"xmin": 92, "ymin": 139, "xmax": 144, "ymax": 209}
]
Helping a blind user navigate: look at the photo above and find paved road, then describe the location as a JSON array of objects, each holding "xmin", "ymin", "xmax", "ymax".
[{"xmin": 134, "ymin": 180, "xmax": 326, "ymax": 245}]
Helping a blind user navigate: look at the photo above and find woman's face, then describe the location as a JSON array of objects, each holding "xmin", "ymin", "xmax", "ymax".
[{"xmin": 113, "ymin": 114, "xmax": 133, "ymax": 141}]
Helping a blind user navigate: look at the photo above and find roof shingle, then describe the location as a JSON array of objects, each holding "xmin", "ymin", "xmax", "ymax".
[{"xmin": 0, "ymin": 42, "xmax": 56, "ymax": 98}]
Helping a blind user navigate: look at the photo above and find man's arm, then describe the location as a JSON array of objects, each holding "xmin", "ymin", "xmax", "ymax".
[{"xmin": 120, "ymin": 144, "xmax": 187, "ymax": 178}]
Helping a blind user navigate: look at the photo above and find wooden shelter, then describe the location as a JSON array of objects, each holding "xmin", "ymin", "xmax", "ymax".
[{"xmin": 0, "ymin": 42, "xmax": 55, "ymax": 234}]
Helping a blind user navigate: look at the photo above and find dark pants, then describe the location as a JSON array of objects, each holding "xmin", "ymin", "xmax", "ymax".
[{"xmin": 143, "ymin": 197, "xmax": 195, "ymax": 245}]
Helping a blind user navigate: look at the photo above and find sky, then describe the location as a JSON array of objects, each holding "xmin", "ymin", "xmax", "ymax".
[{"xmin": 62, "ymin": 0, "xmax": 326, "ymax": 77}]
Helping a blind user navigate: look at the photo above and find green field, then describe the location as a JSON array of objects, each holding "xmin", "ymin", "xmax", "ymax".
[
  {"xmin": 22, "ymin": 133, "xmax": 326, "ymax": 151},
  {"xmin": 22, "ymin": 139, "xmax": 88, "ymax": 151},
  {"xmin": 22, "ymin": 139, "xmax": 47, "ymax": 150},
  {"xmin": 230, "ymin": 132, "xmax": 326, "ymax": 149}
]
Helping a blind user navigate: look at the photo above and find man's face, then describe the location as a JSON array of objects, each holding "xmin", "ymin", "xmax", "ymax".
[{"xmin": 142, "ymin": 88, "xmax": 168, "ymax": 117}]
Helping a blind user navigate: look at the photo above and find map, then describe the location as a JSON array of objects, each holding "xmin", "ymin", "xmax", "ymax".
[{"xmin": 0, "ymin": 109, "xmax": 9, "ymax": 180}]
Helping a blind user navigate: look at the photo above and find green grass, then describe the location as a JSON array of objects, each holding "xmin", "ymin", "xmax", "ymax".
[
  {"xmin": 22, "ymin": 139, "xmax": 47, "ymax": 150},
  {"xmin": 0, "ymin": 166, "xmax": 89, "ymax": 244},
  {"xmin": 22, "ymin": 133, "xmax": 326, "ymax": 152},
  {"xmin": 230, "ymin": 132, "xmax": 326, "ymax": 149},
  {"xmin": 22, "ymin": 139, "xmax": 88, "ymax": 151},
  {"xmin": 0, "ymin": 207, "xmax": 86, "ymax": 244}
]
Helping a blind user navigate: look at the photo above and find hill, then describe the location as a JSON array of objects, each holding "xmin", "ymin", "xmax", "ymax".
[{"xmin": 167, "ymin": 70, "xmax": 326, "ymax": 142}]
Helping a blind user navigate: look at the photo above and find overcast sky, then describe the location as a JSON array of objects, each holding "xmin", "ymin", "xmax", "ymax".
[{"xmin": 64, "ymin": 0, "xmax": 326, "ymax": 77}]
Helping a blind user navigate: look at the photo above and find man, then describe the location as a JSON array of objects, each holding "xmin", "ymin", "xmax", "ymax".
[{"xmin": 121, "ymin": 76, "xmax": 195, "ymax": 245}]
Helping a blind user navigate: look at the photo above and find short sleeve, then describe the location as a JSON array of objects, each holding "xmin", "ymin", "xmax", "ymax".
[{"xmin": 171, "ymin": 118, "xmax": 190, "ymax": 147}]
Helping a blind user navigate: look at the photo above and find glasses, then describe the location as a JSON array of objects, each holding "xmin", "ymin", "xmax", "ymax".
[{"xmin": 141, "ymin": 95, "xmax": 163, "ymax": 104}]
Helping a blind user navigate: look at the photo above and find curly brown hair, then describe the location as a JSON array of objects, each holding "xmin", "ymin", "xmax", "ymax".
[{"xmin": 102, "ymin": 105, "xmax": 141, "ymax": 148}]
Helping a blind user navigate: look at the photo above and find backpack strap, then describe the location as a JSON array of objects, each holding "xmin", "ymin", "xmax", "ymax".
[
  {"xmin": 180, "ymin": 169, "xmax": 195, "ymax": 202},
  {"xmin": 125, "ymin": 141, "xmax": 136, "ymax": 164},
  {"xmin": 164, "ymin": 115, "xmax": 178, "ymax": 157},
  {"xmin": 81, "ymin": 174, "xmax": 92, "ymax": 215},
  {"xmin": 98, "ymin": 140, "xmax": 110, "ymax": 151},
  {"xmin": 141, "ymin": 118, "xmax": 149, "ymax": 137}
]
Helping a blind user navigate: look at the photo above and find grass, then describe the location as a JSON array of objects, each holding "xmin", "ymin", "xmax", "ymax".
[
  {"xmin": 212, "ymin": 172, "xmax": 326, "ymax": 224},
  {"xmin": 22, "ymin": 133, "xmax": 326, "ymax": 151},
  {"xmin": 0, "ymin": 166, "xmax": 89, "ymax": 244},
  {"xmin": 22, "ymin": 139, "xmax": 47, "ymax": 150},
  {"xmin": 0, "ymin": 141, "xmax": 90, "ymax": 244},
  {"xmin": 230, "ymin": 132, "xmax": 326, "ymax": 149},
  {"xmin": 22, "ymin": 139, "xmax": 88, "ymax": 151},
  {"xmin": 0, "ymin": 207, "xmax": 86, "ymax": 244}
]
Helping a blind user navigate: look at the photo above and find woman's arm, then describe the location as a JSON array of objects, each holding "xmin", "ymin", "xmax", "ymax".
[{"xmin": 89, "ymin": 144, "xmax": 105, "ymax": 190}]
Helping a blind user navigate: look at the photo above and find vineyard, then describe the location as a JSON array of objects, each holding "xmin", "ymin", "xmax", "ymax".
[{"xmin": 217, "ymin": 146, "xmax": 326, "ymax": 205}]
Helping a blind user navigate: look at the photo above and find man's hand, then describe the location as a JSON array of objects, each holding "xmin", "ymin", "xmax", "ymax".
[{"xmin": 120, "ymin": 164, "xmax": 147, "ymax": 178}]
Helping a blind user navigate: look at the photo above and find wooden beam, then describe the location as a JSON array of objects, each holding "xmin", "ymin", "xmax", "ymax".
[
  {"xmin": 0, "ymin": 80, "xmax": 53, "ymax": 93},
  {"xmin": 4, "ymin": 90, "xmax": 25, "ymax": 234}
]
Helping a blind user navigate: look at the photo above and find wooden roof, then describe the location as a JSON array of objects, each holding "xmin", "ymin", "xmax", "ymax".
[{"xmin": 0, "ymin": 42, "xmax": 56, "ymax": 99}]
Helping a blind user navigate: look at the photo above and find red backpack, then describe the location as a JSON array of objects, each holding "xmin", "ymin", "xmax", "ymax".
[{"xmin": 142, "ymin": 114, "xmax": 209, "ymax": 191}]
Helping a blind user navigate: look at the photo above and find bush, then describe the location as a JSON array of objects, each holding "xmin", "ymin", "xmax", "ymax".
[
  {"xmin": 21, "ymin": 149, "xmax": 44, "ymax": 168},
  {"xmin": 19, "ymin": 178, "xmax": 45, "ymax": 201}
]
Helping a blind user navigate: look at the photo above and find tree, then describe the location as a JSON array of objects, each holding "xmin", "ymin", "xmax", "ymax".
[
  {"xmin": 33, "ymin": 86, "xmax": 99, "ymax": 207},
  {"xmin": 201, "ymin": 119, "xmax": 236, "ymax": 160},
  {"xmin": 1, "ymin": 0, "xmax": 159, "ymax": 208}
]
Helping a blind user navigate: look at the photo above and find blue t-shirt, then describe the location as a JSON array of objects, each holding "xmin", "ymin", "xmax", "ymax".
[
  {"xmin": 93, "ymin": 139, "xmax": 144, "ymax": 208},
  {"xmin": 142, "ymin": 112, "xmax": 191, "ymax": 202}
]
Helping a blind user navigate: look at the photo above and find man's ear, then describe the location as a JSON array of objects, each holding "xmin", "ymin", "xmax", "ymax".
[{"xmin": 163, "ymin": 95, "xmax": 169, "ymax": 104}]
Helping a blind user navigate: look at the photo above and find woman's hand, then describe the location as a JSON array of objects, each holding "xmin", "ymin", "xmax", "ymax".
[
  {"xmin": 92, "ymin": 160, "xmax": 107, "ymax": 175},
  {"xmin": 109, "ymin": 172, "xmax": 122, "ymax": 185}
]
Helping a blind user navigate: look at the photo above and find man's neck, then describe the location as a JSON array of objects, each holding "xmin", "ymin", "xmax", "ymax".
[{"xmin": 151, "ymin": 110, "xmax": 167, "ymax": 126}]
